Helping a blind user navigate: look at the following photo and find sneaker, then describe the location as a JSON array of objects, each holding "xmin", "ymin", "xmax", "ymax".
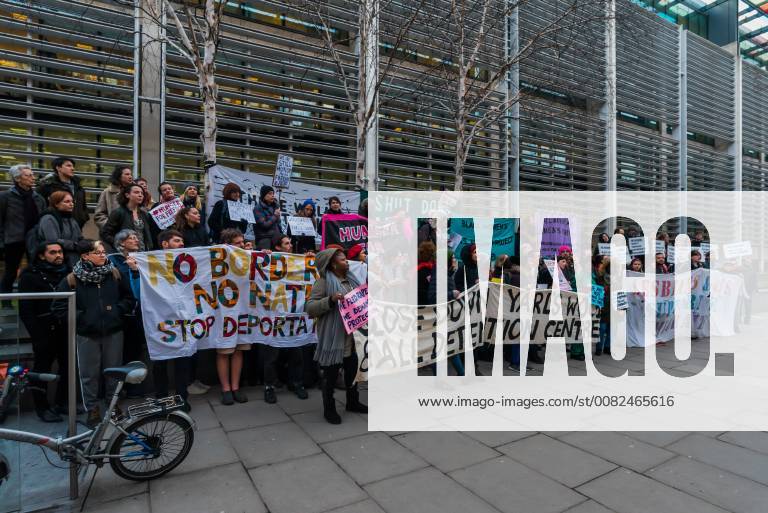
[
  {"xmin": 264, "ymin": 386, "xmax": 277, "ymax": 404},
  {"xmin": 294, "ymin": 385, "xmax": 308, "ymax": 400},
  {"xmin": 221, "ymin": 391, "xmax": 234, "ymax": 406},
  {"xmin": 232, "ymin": 389, "xmax": 248, "ymax": 403},
  {"xmin": 85, "ymin": 408, "xmax": 101, "ymax": 429},
  {"xmin": 187, "ymin": 380, "xmax": 209, "ymax": 395}
]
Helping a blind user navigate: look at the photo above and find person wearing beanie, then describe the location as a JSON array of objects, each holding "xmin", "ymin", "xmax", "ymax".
[
  {"xmin": 346, "ymin": 243, "xmax": 365, "ymax": 262},
  {"xmin": 253, "ymin": 184, "xmax": 281, "ymax": 250},
  {"xmin": 181, "ymin": 182, "xmax": 205, "ymax": 225},
  {"xmin": 290, "ymin": 199, "xmax": 318, "ymax": 254}
]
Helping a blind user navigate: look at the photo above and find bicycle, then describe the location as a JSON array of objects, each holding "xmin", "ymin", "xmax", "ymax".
[{"xmin": 0, "ymin": 360, "xmax": 194, "ymax": 505}]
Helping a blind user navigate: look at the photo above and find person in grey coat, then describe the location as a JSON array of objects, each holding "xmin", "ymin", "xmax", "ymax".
[
  {"xmin": 37, "ymin": 190, "xmax": 83, "ymax": 268},
  {"xmin": 0, "ymin": 164, "xmax": 45, "ymax": 296},
  {"xmin": 304, "ymin": 248, "xmax": 367, "ymax": 424}
]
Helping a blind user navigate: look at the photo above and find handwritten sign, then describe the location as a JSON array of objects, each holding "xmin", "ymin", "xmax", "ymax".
[
  {"xmin": 149, "ymin": 198, "xmax": 183, "ymax": 229},
  {"xmin": 226, "ymin": 200, "xmax": 256, "ymax": 224},
  {"xmin": 615, "ymin": 291, "xmax": 628, "ymax": 310},
  {"xmin": 655, "ymin": 240, "xmax": 666, "ymax": 255},
  {"xmin": 700, "ymin": 242, "xmax": 711, "ymax": 254},
  {"xmin": 339, "ymin": 283, "xmax": 368, "ymax": 334},
  {"xmin": 591, "ymin": 284, "xmax": 605, "ymax": 308},
  {"xmin": 273, "ymin": 154, "xmax": 293, "ymax": 189},
  {"xmin": 723, "ymin": 241, "xmax": 752, "ymax": 259},
  {"xmin": 287, "ymin": 216, "xmax": 316, "ymax": 236},
  {"xmin": 448, "ymin": 233, "xmax": 463, "ymax": 251},
  {"xmin": 628, "ymin": 237, "xmax": 644, "ymax": 256},
  {"xmin": 597, "ymin": 243, "xmax": 611, "ymax": 256},
  {"xmin": 666, "ymin": 245, "xmax": 675, "ymax": 264}
]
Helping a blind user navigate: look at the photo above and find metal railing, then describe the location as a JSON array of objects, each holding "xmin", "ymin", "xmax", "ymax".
[{"xmin": 0, "ymin": 292, "xmax": 78, "ymax": 500}]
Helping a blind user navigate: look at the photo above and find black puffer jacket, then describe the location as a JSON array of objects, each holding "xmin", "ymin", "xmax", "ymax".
[
  {"xmin": 52, "ymin": 269, "xmax": 136, "ymax": 338},
  {"xmin": 0, "ymin": 186, "xmax": 45, "ymax": 245},
  {"xmin": 18, "ymin": 259, "xmax": 68, "ymax": 340}
]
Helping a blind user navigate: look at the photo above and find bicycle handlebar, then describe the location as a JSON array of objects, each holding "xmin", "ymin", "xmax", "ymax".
[{"xmin": 26, "ymin": 372, "xmax": 59, "ymax": 383}]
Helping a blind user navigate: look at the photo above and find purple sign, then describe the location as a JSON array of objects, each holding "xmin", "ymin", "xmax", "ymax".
[{"xmin": 540, "ymin": 218, "xmax": 572, "ymax": 259}]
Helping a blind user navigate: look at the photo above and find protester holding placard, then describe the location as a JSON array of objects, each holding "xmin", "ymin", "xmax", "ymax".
[
  {"xmin": 691, "ymin": 250, "xmax": 705, "ymax": 270},
  {"xmin": 593, "ymin": 255, "xmax": 611, "ymax": 356},
  {"xmin": 173, "ymin": 206, "xmax": 208, "ymax": 248},
  {"xmin": 305, "ymin": 248, "xmax": 367, "ymax": 424},
  {"xmin": 253, "ymin": 185, "xmax": 282, "ymax": 250},
  {"xmin": 208, "ymin": 182, "xmax": 249, "ymax": 243},
  {"xmin": 290, "ymin": 199, "xmax": 318, "ymax": 254},
  {"xmin": 37, "ymin": 191, "xmax": 84, "ymax": 269},
  {"xmin": 101, "ymin": 183, "xmax": 154, "ymax": 252}
]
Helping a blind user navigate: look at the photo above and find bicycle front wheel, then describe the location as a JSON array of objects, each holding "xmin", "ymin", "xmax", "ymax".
[{"xmin": 108, "ymin": 412, "xmax": 193, "ymax": 481}]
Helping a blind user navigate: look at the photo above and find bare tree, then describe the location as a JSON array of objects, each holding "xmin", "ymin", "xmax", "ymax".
[
  {"xmin": 408, "ymin": 0, "xmax": 614, "ymax": 190},
  {"xmin": 129, "ymin": 0, "xmax": 227, "ymax": 166},
  {"xmin": 289, "ymin": 0, "xmax": 426, "ymax": 188}
]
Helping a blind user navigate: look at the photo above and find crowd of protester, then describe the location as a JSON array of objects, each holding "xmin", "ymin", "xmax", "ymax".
[
  {"xmin": 0, "ymin": 158, "xmax": 368, "ymax": 427},
  {"xmin": 416, "ymin": 220, "xmax": 758, "ymax": 374}
]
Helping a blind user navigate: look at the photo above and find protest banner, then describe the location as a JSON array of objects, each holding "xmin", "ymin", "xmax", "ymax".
[
  {"xmin": 206, "ymin": 165, "xmax": 359, "ymax": 227},
  {"xmin": 597, "ymin": 243, "xmax": 611, "ymax": 256},
  {"xmin": 448, "ymin": 218, "xmax": 517, "ymax": 261},
  {"xmin": 655, "ymin": 240, "xmax": 666, "ymax": 255},
  {"xmin": 539, "ymin": 218, "xmax": 572, "ymax": 259},
  {"xmin": 227, "ymin": 200, "xmax": 256, "ymax": 223},
  {"xmin": 149, "ymin": 198, "xmax": 183, "ymax": 229},
  {"xmin": 723, "ymin": 241, "xmax": 752, "ymax": 259},
  {"xmin": 273, "ymin": 154, "xmax": 293, "ymax": 189},
  {"xmin": 666, "ymin": 245, "xmax": 675, "ymax": 264},
  {"xmin": 628, "ymin": 237, "xmax": 645, "ymax": 256},
  {"xmin": 592, "ymin": 284, "xmax": 605, "ymax": 307},
  {"xmin": 339, "ymin": 283, "xmax": 368, "ymax": 334},
  {"xmin": 133, "ymin": 245, "xmax": 366, "ymax": 360},
  {"xmin": 287, "ymin": 216, "xmax": 316, "ymax": 236},
  {"xmin": 322, "ymin": 213, "xmax": 368, "ymax": 250}
]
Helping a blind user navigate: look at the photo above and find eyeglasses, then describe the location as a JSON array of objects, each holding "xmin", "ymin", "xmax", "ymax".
[{"xmin": 89, "ymin": 250, "xmax": 107, "ymax": 256}]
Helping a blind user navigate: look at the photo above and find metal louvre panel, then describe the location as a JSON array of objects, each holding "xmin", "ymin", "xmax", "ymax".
[
  {"xmin": 616, "ymin": 0, "xmax": 678, "ymax": 125},
  {"xmin": 616, "ymin": 122, "xmax": 679, "ymax": 191},
  {"xmin": 163, "ymin": 1, "xmax": 359, "ymax": 188},
  {"xmin": 687, "ymin": 142, "xmax": 734, "ymax": 191},
  {"xmin": 686, "ymin": 31, "xmax": 735, "ymax": 143},
  {"xmin": 0, "ymin": 0, "xmax": 134, "ymax": 206},
  {"xmin": 519, "ymin": 0, "xmax": 607, "ymax": 101},
  {"xmin": 742, "ymin": 62, "xmax": 768, "ymax": 152},
  {"xmin": 519, "ymin": 99, "xmax": 607, "ymax": 191},
  {"xmin": 742, "ymin": 156, "xmax": 766, "ymax": 192}
]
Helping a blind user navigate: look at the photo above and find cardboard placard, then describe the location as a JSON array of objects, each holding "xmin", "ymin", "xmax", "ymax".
[
  {"xmin": 227, "ymin": 200, "xmax": 256, "ymax": 223},
  {"xmin": 273, "ymin": 154, "xmax": 293, "ymax": 189},
  {"xmin": 149, "ymin": 198, "xmax": 184, "ymax": 229},
  {"xmin": 628, "ymin": 237, "xmax": 645, "ymax": 256},
  {"xmin": 339, "ymin": 283, "xmax": 368, "ymax": 334},
  {"xmin": 287, "ymin": 216, "xmax": 316, "ymax": 236}
]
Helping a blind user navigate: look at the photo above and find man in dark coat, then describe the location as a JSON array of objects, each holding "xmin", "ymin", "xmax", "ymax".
[
  {"xmin": 36, "ymin": 157, "xmax": 88, "ymax": 228},
  {"xmin": 0, "ymin": 164, "xmax": 46, "ymax": 298}
]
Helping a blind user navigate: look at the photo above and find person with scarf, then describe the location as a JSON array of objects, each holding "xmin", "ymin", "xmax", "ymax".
[
  {"xmin": 0, "ymin": 164, "xmax": 46, "ymax": 299},
  {"xmin": 19, "ymin": 241, "xmax": 71, "ymax": 422},
  {"xmin": 37, "ymin": 190, "xmax": 83, "ymax": 269},
  {"xmin": 181, "ymin": 183, "xmax": 205, "ymax": 225},
  {"xmin": 52, "ymin": 239, "xmax": 136, "ymax": 428},
  {"xmin": 100, "ymin": 183, "xmax": 154, "ymax": 253},
  {"xmin": 173, "ymin": 206, "xmax": 208, "ymax": 247},
  {"xmin": 94, "ymin": 164, "xmax": 133, "ymax": 229},
  {"xmin": 208, "ymin": 182, "xmax": 249, "ymax": 243},
  {"xmin": 253, "ymin": 185, "xmax": 281, "ymax": 250},
  {"xmin": 305, "ymin": 248, "xmax": 367, "ymax": 424},
  {"xmin": 290, "ymin": 199, "xmax": 318, "ymax": 254}
]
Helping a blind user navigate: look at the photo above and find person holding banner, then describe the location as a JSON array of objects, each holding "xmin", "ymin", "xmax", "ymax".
[
  {"xmin": 253, "ymin": 185, "xmax": 281, "ymax": 250},
  {"xmin": 290, "ymin": 199, "xmax": 317, "ymax": 254},
  {"xmin": 305, "ymin": 248, "xmax": 367, "ymax": 425},
  {"xmin": 208, "ymin": 183, "xmax": 248, "ymax": 243},
  {"xmin": 101, "ymin": 183, "xmax": 154, "ymax": 252}
]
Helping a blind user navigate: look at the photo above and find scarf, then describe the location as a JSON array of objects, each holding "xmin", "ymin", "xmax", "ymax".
[
  {"xmin": 73, "ymin": 259, "xmax": 114, "ymax": 284},
  {"xmin": 314, "ymin": 269, "xmax": 361, "ymax": 366},
  {"xmin": 16, "ymin": 186, "xmax": 39, "ymax": 232}
]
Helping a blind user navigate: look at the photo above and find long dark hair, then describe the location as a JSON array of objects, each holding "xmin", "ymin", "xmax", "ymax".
[
  {"xmin": 118, "ymin": 183, "xmax": 143, "ymax": 208},
  {"xmin": 173, "ymin": 206, "xmax": 198, "ymax": 231},
  {"xmin": 111, "ymin": 164, "xmax": 131, "ymax": 186}
]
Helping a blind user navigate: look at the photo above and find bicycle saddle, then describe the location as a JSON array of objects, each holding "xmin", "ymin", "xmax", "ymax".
[{"xmin": 103, "ymin": 361, "xmax": 148, "ymax": 384}]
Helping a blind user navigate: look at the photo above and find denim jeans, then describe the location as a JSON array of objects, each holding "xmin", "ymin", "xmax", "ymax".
[{"xmin": 597, "ymin": 321, "xmax": 610, "ymax": 352}]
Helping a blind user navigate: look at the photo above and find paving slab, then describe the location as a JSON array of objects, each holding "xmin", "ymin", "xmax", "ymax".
[
  {"xmin": 718, "ymin": 431, "xmax": 768, "ymax": 455},
  {"xmin": 212, "ymin": 400, "xmax": 289, "ymax": 432},
  {"xmin": 174, "ymin": 426, "xmax": 240, "ymax": 474},
  {"xmin": 82, "ymin": 494, "xmax": 150, "ymax": 513},
  {"xmin": 186, "ymin": 399, "xmax": 220, "ymax": 430},
  {"xmin": 498, "ymin": 434, "xmax": 617, "ymax": 487},
  {"xmin": 275, "ymin": 389, "xmax": 323, "ymax": 415},
  {"xmin": 577, "ymin": 468, "xmax": 728, "ymax": 513},
  {"xmin": 150, "ymin": 462, "xmax": 266, "ymax": 513},
  {"xmin": 81, "ymin": 466, "xmax": 148, "ymax": 506},
  {"xmin": 463, "ymin": 431, "xmax": 537, "ymax": 447},
  {"xmin": 393, "ymin": 432, "xmax": 500, "ymax": 472},
  {"xmin": 666, "ymin": 434, "xmax": 768, "ymax": 485},
  {"xmin": 450, "ymin": 457, "xmax": 585, "ymax": 513},
  {"xmin": 648, "ymin": 456, "xmax": 768, "ymax": 513},
  {"xmin": 322, "ymin": 432, "xmax": 428, "ymax": 485},
  {"xmin": 562, "ymin": 500, "xmax": 615, "ymax": 513},
  {"xmin": 292, "ymin": 410, "xmax": 369, "ymax": 443},
  {"xmin": 560, "ymin": 432, "xmax": 675, "ymax": 472},
  {"xmin": 227, "ymin": 421, "xmax": 321, "ymax": 468},
  {"xmin": 620, "ymin": 431, "xmax": 690, "ymax": 447},
  {"xmin": 250, "ymin": 453, "xmax": 366, "ymax": 513},
  {"xmin": 365, "ymin": 467, "xmax": 500, "ymax": 513},
  {"xmin": 325, "ymin": 499, "xmax": 387, "ymax": 513}
]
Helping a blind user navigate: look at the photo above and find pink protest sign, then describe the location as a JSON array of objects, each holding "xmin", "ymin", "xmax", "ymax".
[{"xmin": 338, "ymin": 283, "xmax": 368, "ymax": 334}]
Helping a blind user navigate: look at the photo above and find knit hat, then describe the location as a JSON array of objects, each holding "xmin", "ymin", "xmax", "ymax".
[
  {"xmin": 260, "ymin": 185, "xmax": 275, "ymax": 201},
  {"xmin": 558, "ymin": 245, "xmax": 572, "ymax": 254},
  {"xmin": 300, "ymin": 199, "xmax": 315, "ymax": 211},
  {"xmin": 346, "ymin": 243, "xmax": 364, "ymax": 261}
]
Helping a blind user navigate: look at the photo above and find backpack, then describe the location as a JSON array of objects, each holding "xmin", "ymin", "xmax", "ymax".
[
  {"xmin": 25, "ymin": 224, "xmax": 45, "ymax": 259},
  {"xmin": 65, "ymin": 268, "xmax": 121, "ymax": 289}
]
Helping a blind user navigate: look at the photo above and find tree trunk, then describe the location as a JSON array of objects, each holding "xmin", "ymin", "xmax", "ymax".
[
  {"xmin": 454, "ymin": 72, "xmax": 467, "ymax": 192},
  {"xmin": 201, "ymin": 0, "xmax": 218, "ymax": 167}
]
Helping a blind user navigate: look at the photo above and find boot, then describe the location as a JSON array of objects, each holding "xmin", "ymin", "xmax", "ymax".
[
  {"xmin": 323, "ymin": 387, "xmax": 341, "ymax": 424},
  {"xmin": 345, "ymin": 385, "xmax": 368, "ymax": 414}
]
